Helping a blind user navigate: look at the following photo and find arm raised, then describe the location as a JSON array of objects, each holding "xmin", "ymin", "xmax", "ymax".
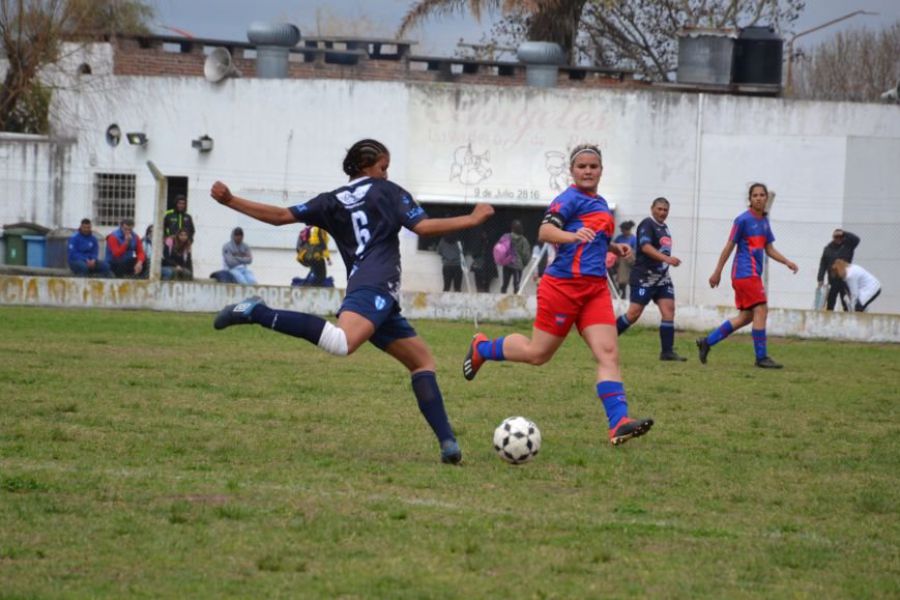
[{"xmin": 210, "ymin": 181, "xmax": 296, "ymax": 226}]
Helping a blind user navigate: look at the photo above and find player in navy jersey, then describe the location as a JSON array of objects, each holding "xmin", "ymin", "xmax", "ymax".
[
  {"xmin": 462, "ymin": 144, "xmax": 653, "ymax": 446},
  {"xmin": 209, "ymin": 139, "xmax": 494, "ymax": 464},
  {"xmin": 696, "ymin": 183, "xmax": 798, "ymax": 368},
  {"xmin": 616, "ymin": 197, "xmax": 687, "ymax": 361}
]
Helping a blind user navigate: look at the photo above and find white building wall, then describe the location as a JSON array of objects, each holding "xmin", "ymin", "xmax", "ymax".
[{"xmin": 3, "ymin": 64, "xmax": 897, "ymax": 313}]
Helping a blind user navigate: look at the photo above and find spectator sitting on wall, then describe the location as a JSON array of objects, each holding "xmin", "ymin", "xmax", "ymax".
[
  {"xmin": 105, "ymin": 217, "xmax": 146, "ymax": 278},
  {"xmin": 222, "ymin": 227, "xmax": 257, "ymax": 285},
  {"xmin": 163, "ymin": 194, "xmax": 196, "ymax": 241},
  {"xmin": 67, "ymin": 218, "xmax": 112, "ymax": 277},
  {"xmin": 162, "ymin": 228, "xmax": 193, "ymax": 281}
]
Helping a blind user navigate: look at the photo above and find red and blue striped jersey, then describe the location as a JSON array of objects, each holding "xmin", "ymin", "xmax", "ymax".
[
  {"xmin": 543, "ymin": 186, "xmax": 615, "ymax": 279},
  {"xmin": 729, "ymin": 210, "xmax": 774, "ymax": 279}
]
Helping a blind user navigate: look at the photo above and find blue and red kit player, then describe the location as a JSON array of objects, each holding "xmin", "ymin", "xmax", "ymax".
[
  {"xmin": 615, "ymin": 197, "xmax": 687, "ymax": 361},
  {"xmin": 696, "ymin": 182, "xmax": 798, "ymax": 368},
  {"xmin": 209, "ymin": 139, "xmax": 494, "ymax": 464},
  {"xmin": 463, "ymin": 144, "xmax": 653, "ymax": 446}
]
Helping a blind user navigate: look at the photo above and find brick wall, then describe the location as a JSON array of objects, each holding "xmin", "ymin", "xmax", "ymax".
[{"xmin": 111, "ymin": 35, "xmax": 639, "ymax": 90}]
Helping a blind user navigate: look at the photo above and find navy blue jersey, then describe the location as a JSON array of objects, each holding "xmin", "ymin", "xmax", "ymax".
[
  {"xmin": 630, "ymin": 216, "xmax": 673, "ymax": 287},
  {"xmin": 289, "ymin": 178, "xmax": 426, "ymax": 298}
]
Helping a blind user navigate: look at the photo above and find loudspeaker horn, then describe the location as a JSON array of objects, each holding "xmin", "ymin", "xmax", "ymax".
[{"xmin": 204, "ymin": 47, "xmax": 241, "ymax": 83}]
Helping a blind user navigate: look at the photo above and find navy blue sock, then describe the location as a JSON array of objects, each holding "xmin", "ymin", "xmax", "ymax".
[
  {"xmin": 660, "ymin": 320, "xmax": 675, "ymax": 352},
  {"xmin": 251, "ymin": 305, "xmax": 326, "ymax": 345},
  {"xmin": 597, "ymin": 380, "xmax": 628, "ymax": 430},
  {"xmin": 752, "ymin": 328, "xmax": 767, "ymax": 360},
  {"xmin": 411, "ymin": 371, "xmax": 455, "ymax": 444},
  {"xmin": 616, "ymin": 314, "xmax": 632, "ymax": 335}
]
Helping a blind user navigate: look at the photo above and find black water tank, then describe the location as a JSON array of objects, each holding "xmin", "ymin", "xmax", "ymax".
[{"xmin": 732, "ymin": 25, "xmax": 783, "ymax": 85}]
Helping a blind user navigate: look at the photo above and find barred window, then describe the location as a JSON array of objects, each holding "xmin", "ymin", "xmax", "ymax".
[{"xmin": 94, "ymin": 173, "xmax": 136, "ymax": 226}]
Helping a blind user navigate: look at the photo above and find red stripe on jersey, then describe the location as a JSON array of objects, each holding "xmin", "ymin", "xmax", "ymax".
[
  {"xmin": 579, "ymin": 211, "xmax": 615, "ymax": 238},
  {"xmin": 572, "ymin": 244, "xmax": 584, "ymax": 276},
  {"xmin": 746, "ymin": 234, "xmax": 767, "ymax": 249}
]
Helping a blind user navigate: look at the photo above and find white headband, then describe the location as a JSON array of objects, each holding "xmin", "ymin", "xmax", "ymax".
[{"xmin": 570, "ymin": 148, "xmax": 602, "ymax": 165}]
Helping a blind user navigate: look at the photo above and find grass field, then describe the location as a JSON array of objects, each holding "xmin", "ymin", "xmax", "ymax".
[{"xmin": 1, "ymin": 305, "xmax": 898, "ymax": 598}]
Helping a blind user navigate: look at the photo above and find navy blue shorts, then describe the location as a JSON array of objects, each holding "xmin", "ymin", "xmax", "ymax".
[
  {"xmin": 339, "ymin": 286, "xmax": 417, "ymax": 351},
  {"xmin": 629, "ymin": 282, "xmax": 675, "ymax": 306}
]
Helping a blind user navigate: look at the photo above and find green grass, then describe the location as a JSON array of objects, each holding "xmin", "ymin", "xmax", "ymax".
[{"xmin": 1, "ymin": 305, "xmax": 898, "ymax": 598}]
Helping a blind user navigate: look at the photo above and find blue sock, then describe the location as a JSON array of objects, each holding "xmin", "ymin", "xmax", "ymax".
[
  {"xmin": 706, "ymin": 320, "xmax": 734, "ymax": 347},
  {"xmin": 597, "ymin": 381, "xmax": 628, "ymax": 430},
  {"xmin": 752, "ymin": 328, "xmax": 767, "ymax": 360},
  {"xmin": 411, "ymin": 371, "xmax": 455, "ymax": 443},
  {"xmin": 251, "ymin": 305, "xmax": 326, "ymax": 345},
  {"xmin": 476, "ymin": 337, "xmax": 505, "ymax": 361},
  {"xmin": 616, "ymin": 314, "xmax": 632, "ymax": 335},
  {"xmin": 660, "ymin": 320, "xmax": 674, "ymax": 352}
]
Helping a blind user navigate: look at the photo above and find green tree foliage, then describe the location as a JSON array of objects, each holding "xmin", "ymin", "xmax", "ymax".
[{"xmin": 0, "ymin": 0, "xmax": 153, "ymax": 133}]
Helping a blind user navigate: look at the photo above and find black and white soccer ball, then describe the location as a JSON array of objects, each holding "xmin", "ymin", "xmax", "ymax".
[{"xmin": 493, "ymin": 416, "xmax": 541, "ymax": 464}]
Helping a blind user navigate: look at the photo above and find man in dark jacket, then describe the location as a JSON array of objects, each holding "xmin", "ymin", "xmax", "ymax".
[
  {"xmin": 817, "ymin": 229, "xmax": 860, "ymax": 311},
  {"xmin": 163, "ymin": 195, "xmax": 196, "ymax": 241}
]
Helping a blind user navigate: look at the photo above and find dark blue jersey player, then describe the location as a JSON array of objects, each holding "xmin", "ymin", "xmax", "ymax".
[
  {"xmin": 615, "ymin": 197, "xmax": 688, "ymax": 361},
  {"xmin": 209, "ymin": 139, "xmax": 494, "ymax": 464}
]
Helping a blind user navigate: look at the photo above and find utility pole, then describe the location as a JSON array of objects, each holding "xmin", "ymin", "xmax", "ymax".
[{"xmin": 786, "ymin": 10, "xmax": 878, "ymax": 97}]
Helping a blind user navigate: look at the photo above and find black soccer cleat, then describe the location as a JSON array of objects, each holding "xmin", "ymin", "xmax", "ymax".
[
  {"xmin": 213, "ymin": 296, "xmax": 266, "ymax": 330},
  {"xmin": 755, "ymin": 356, "xmax": 783, "ymax": 369},
  {"xmin": 609, "ymin": 417, "xmax": 654, "ymax": 446},
  {"xmin": 696, "ymin": 337, "xmax": 711, "ymax": 364},
  {"xmin": 660, "ymin": 350, "xmax": 687, "ymax": 362},
  {"xmin": 440, "ymin": 439, "xmax": 462, "ymax": 465}
]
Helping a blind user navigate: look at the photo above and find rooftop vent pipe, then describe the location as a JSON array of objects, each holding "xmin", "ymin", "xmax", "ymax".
[
  {"xmin": 247, "ymin": 22, "xmax": 301, "ymax": 78},
  {"xmin": 517, "ymin": 41, "xmax": 564, "ymax": 88}
]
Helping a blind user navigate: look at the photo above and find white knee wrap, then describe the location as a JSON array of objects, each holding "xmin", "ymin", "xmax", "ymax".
[{"xmin": 317, "ymin": 322, "xmax": 349, "ymax": 356}]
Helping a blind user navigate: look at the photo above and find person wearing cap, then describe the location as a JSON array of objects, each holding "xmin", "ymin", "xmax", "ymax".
[
  {"xmin": 222, "ymin": 227, "xmax": 257, "ymax": 285},
  {"xmin": 817, "ymin": 228, "xmax": 860, "ymax": 311}
]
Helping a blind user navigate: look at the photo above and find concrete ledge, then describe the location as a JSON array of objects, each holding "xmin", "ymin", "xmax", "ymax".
[{"xmin": 1, "ymin": 275, "xmax": 897, "ymax": 343}]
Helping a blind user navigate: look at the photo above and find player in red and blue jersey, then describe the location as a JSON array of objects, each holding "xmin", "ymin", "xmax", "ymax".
[
  {"xmin": 209, "ymin": 139, "xmax": 494, "ymax": 464},
  {"xmin": 463, "ymin": 144, "xmax": 653, "ymax": 446},
  {"xmin": 696, "ymin": 182, "xmax": 798, "ymax": 368},
  {"xmin": 616, "ymin": 197, "xmax": 687, "ymax": 361}
]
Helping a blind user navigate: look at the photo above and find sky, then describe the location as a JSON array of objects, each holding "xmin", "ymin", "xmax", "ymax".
[{"xmin": 148, "ymin": 0, "xmax": 900, "ymax": 56}]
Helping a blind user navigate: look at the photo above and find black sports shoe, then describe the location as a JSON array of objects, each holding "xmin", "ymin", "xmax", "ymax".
[
  {"xmin": 660, "ymin": 350, "xmax": 687, "ymax": 362},
  {"xmin": 213, "ymin": 296, "xmax": 266, "ymax": 330},
  {"xmin": 609, "ymin": 417, "xmax": 654, "ymax": 446},
  {"xmin": 696, "ymin": 337, "xmax": 711, "ymax": 364},
  {"xmin": 440, "ymin": 439, "xmax": 462, "ymax": 465},
  {"xmin": 755, "ymin": 356, "xmax": 783, "ymax": 369}
]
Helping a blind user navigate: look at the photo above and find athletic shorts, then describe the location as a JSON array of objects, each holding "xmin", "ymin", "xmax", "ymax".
[
  {"xmin": 339, "ymin": 286, "xmax": 417, "ymax": 351},
  {"xmin": 629, "ymin": 282, "xmax": 675, "ymax": 306},
  {"xmin": 732, "ymin": 276, "xmax": 767, "ymax": 310},
  {"xmin": 534, "ymin": 274, "xmax": 615, "ymax": 337}
]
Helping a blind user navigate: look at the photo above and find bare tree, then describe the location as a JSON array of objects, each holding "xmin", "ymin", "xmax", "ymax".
[
  {"xmin": 398, "ymin": 0, "xmax": 590, "ymax": 63},
  {"xmin": 0, "ymin": 0, "xmax": 153, "ymax": 133},
  {"xmin": 474, "ymin": 0, "xmax": 803, "ymax": 80},
  {"xmin": 793, "ymin": 22, "xmax": 900, "ymax": 103}
]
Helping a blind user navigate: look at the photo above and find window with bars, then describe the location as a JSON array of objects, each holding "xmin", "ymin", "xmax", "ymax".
[{"xmin": 94, "ymin": 173, "xmax": 136, "ymax": 226}]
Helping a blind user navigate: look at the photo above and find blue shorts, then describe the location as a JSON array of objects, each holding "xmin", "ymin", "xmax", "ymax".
[
  {"xmin": 629, "ymin": 282, "xmax": 675, "ymax": 306},
  {"xmin": 339, "ymin": 286, "xmax": 417, "ymax": 351}
]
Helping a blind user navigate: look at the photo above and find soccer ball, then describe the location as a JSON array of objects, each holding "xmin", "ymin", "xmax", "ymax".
[{"xmin": 493, "ymin": 416, "xmax": 541, "ymax": 464}]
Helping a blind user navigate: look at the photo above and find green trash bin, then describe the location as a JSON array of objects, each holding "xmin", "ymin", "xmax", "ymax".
[{"xmin": 3, "ymin": 223, "xmax": 51, "ymax": 266}]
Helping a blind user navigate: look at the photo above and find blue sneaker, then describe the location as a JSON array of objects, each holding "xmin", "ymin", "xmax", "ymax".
[
  {"xmin": 213, "ymin": 296, "xmax": 265, "ymax": 330},
  {"xmin": 440, "ymin": 439, "xmax": 462, "ymax": 465}
]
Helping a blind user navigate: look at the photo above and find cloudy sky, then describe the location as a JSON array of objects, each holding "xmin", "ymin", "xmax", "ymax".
[{"xmin": 148, "ymin": 0, "xmax": 900, "ymax": 55}]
